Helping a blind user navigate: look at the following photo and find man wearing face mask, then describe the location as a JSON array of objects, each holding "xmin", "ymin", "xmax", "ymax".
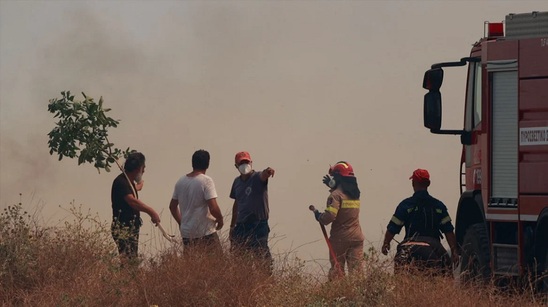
[
  {"xmin": 229, "ymin": 151, "xmax": 275, "ymax": 271},
  {"xmin": 111, "ymin": 151, "xmax": 161, "ymax": 263},
  {"xmin": 313, "ymin": 161, "xmax": 364, "ymax": 280}
]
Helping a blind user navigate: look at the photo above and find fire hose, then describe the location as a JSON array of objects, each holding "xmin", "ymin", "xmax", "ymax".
[{"xmin": 309, "ymin": 205, "xmax": 343, "ymax": 277}]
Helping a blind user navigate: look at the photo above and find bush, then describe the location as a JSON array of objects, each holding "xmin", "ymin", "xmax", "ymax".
[{"xmin": 0, "ymin": 202, "xmax": 543, "ymax": 306}]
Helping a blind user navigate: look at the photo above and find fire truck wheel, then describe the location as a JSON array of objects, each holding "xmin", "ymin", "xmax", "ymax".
[
  {"xmin": 543, "ymin": 250, "xmax": 548, "ymax": 298},
  {"xmin": 461, "ymin": 223, "xmax": 491, "ymax": 284}
]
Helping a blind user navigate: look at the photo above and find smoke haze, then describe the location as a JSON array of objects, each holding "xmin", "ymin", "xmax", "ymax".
[{"xmin": 1, "ymin": 1, "xmax": 543, "ymax": 269}]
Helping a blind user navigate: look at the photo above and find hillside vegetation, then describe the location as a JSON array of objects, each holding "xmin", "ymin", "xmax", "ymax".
[{"xmin": 0, "ymin": 203, "xmax": 545, "ymax": 306}]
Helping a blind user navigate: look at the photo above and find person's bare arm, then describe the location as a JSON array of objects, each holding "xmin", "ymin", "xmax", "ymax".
[
  {"xmin": 230, "ymin": 200, "xmax": 238, "ymax": 228},
  {"xmin": 124, "ymin": 194, "xmax": 160, "ymax": 224},
  {"xmin": 445, "ymin": 231, "xmax": 460, "ymax": 265},
  {"xmin": 260, "ymin": 167, "xmax": 275, "ymax": 182},
  {"xmin": 169, "ymin": 198, "xmax": 181, "ymax": 225},
  {"xmin": 382, "ymin": 231, "xmax": 395, "ymax": 255},
  {"xmin": 207, "ymin": 198, "xmax": 224, "ymax": 230}
]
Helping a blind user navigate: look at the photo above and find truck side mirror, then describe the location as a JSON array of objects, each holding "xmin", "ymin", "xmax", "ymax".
[
  {"xmin": 423, "ymin": 68, "xmax": 444, "ymax": 90},
  {"xmin": 424, "ymin": 91, "xmax": 442, "ymax": 131}
]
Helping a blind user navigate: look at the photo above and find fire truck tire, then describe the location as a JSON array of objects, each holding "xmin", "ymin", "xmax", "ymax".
[
  {"xmin": 543, "ymin": 250, "xmax": 548, "ymax": 298},
  {"xmin": 461, "ymin": 223, "xmax": 491, "ymax": 283}
]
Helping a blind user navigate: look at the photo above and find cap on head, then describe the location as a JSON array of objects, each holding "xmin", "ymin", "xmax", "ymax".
[
  {"xmin": 235, "ymin": 151, "xmax": 251, "ymax": 164},
  {"xmin": 410, "ymin": 169, "xmax": 430, "ymax": 183},
  {"xmin": 329, "ymin": 161, "xmax": 354, "ymax": 177}
]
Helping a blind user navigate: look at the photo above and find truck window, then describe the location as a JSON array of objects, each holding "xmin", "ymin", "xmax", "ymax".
[
  {"xmin": 465, "ymin": 61, "xmax": 482, "ymax": 132},
  {"xmin": 473, "ymin": 63, "xmax": 482, "ymax": 128}
]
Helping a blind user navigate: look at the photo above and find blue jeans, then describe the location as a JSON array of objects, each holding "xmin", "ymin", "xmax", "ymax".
[
  {"xmin": 232, "ymin": 220, "xmax": 272, "ymax": 267},
  {"xmin": 182, "ymin": 232, "xmax": 222, "ymax": 256}
]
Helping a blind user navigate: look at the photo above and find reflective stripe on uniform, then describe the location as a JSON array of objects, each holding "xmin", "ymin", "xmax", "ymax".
[
  {"xmin": 435, "ymin": 209, "xmax": 442, "ymax": 214},
  {"xmin": 391, "ymin": 215, "xmax": 404, "ymax": 226},
  {"xmin": 341, "ymin": 200, "xmax": 360, "ymax": 209},
  {"xmin": 402, "ymin": 241, "xmax": 430, "ymax": 247},
  {"xmin": 325, "ymin": 206, "xmax": 338, "ymax": 215},
  {"xmin": 440, "ymin": 216, "xmax": 451, "ymax": 225}
]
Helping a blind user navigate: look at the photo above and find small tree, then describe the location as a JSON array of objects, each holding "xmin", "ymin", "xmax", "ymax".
[
  {"xmin": 47, "ymin": 91, "xmax": 129, "ymax": 173},
  {"xmin": 47, "ymin": 91, "xmax": 175, "ymax": 242}
]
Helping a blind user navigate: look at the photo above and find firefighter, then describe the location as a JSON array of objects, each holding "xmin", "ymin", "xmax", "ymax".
[
  {"xmin": 381, "ymin": 169, "xmax": 459, "ymax": 274},
  {"xmin": 314, "ymin": 161, "xmax": 364, "ymax": 280}
]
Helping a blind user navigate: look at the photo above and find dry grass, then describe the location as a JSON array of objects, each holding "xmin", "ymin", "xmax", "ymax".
[{"xmin": 0, "ymin": 203, "xmax": 545, "ymax": 306}]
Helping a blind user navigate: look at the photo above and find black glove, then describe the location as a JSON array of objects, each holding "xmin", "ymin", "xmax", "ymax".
[
  {"xmin": 322, "ymin": 175, "xmax": 331, "ymax": 187},
  {"xmin": 314, "ymin": 210, "xmax": 321, "ymax": 221}
]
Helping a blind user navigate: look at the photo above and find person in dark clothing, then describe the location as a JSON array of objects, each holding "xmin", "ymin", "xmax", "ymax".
[
  {"xmin": 381, "ymin": 169, "xmax": 459, "ymax": 273},
  {"xmin": 111, "ymin": 151, "xmax": 160, "ymax": 262},
  {"xmin": 229, "ymin": 151, "xmax": 275, "ymax": 272}
]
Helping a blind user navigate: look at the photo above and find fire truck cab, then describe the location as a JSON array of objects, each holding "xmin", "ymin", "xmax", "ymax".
[{"xmin": 422, "ymin": 11, "xmax": 548, "ymax": 287}]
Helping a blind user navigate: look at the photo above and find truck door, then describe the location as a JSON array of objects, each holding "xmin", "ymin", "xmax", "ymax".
[{"xmin": 464, "ymin": 60, "xmax": 482, "ymax": 191}]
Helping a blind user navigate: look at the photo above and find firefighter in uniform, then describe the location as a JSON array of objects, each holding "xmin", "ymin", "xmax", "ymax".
[
  {"xmin": 314, "ymin": 161, "xmax": 364, "ymax": 280},
  {"xmin": 381, "ymin": 169, "xmax": 459, "ymax": 274}
]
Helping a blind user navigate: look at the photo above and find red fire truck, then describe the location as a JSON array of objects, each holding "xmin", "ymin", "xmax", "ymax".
[{"xmin": 422, "ymin": 11, "xmax": 548, "ymax": 288}]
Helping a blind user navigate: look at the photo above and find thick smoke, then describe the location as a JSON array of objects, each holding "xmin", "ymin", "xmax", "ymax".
[{"xmin": 1, "ymin": 1, "xmax": 540, "ymax": 264}]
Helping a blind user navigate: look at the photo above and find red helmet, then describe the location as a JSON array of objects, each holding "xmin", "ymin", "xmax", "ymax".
[{"xmin": 329, "ymin": 161, "xmax": 355, "ymax": 177}]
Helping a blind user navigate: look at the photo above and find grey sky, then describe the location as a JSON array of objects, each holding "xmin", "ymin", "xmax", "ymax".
[{"xmin": 1, "ymin": 0, "xmax": 545, "ymax": 271}]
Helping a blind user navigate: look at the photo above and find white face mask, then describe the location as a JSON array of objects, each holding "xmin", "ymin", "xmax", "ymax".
[{"xmin": 238, "ymin": 163, "xmax": 252, "ymax": 175}]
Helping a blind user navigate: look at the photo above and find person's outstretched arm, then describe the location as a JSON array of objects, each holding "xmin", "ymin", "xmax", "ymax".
[{"xmin": 260, "ymin": 167, "xmax": 275, "ymax": 182}]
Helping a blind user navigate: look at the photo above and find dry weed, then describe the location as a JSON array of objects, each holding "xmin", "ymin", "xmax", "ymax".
[{"xmin": 0, "ymin": 203, "xmax": 544, "ymax": 306}]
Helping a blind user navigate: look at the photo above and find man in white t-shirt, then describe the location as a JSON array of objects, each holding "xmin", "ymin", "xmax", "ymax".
[{"xmin": 169, "ymin": 149, "xmax": 224, "ymax": 254}]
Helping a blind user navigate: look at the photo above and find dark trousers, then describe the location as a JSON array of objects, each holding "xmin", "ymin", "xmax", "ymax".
[
  {"xmin": 111, "ymin": 222, "xmax": 140, "ymax": 260},
  {"xmin": 395, "ymin": 236, "xmax": 451, "ymax": 274},
  {"xmin": 182, "ymin": 232, "xmax": 222, "ymax": 256},
  {"xmin": 232, "ymin": 220, "xmax": 272, "ymax": 270}
]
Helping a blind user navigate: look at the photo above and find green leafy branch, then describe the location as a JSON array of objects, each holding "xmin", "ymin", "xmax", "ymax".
[
  {"xmin": 46, "ymin": 92, "xmax": 177, "ymax": 242},
  {"xmin": 47, "ymin": 91, "xmax": 131, "ymax": 173}
]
